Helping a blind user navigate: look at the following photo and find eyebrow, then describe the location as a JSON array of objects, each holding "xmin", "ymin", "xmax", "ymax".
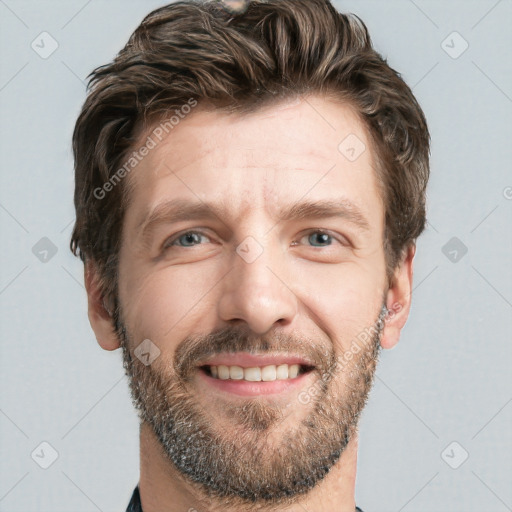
[{"xmin": 137, "ymin": 197, "xmax": 371, "ymax": 245}]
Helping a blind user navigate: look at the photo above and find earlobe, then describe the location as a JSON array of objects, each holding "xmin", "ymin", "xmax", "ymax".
[
  {"xmin": 380, "ymin": 245, "xmax": 415, "ymax": 350},
  {"xmin": 84, "ymin": 261, "xmax": 120, "ymax": 351}
]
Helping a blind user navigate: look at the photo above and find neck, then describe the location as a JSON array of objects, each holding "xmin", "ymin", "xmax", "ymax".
[{"xmin": 138, "ymin": 422, "xmax": 358, "ymax": 512}]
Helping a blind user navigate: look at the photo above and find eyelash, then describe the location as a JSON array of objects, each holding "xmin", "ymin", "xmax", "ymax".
[{"xmin": 162, "ymin": 229, "xmax": 347, "ymax": 250}]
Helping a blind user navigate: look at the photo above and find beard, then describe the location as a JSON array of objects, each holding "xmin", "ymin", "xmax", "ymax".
[{"xmin": 113, "ymin": 302, "xmax": 387, "ymax": 509}]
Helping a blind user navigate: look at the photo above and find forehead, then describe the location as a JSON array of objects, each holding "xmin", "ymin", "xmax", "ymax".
[
  {"xmin": 136, "ymin": 97, "xmax": 365, "ymax": 169},
  {"xmin": 124, "ymin": 95, "xmax": 382, "ymax": 229}
]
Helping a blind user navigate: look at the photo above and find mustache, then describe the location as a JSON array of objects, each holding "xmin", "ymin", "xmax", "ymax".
[{"xmin": 173, "ymin": 325, "xmax": 336, "ymax": 380}]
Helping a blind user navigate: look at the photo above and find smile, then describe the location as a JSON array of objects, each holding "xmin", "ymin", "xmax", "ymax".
[{"xmin": 202, "ymin": 363, "xmax": 314, "ymax": 382}]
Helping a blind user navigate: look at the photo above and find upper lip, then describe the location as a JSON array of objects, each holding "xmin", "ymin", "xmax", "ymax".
[{"xmin": 198, "ymin": 352, "xmax": 315, "ymax": 368}]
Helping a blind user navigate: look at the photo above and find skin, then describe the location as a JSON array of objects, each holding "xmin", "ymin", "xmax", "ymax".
[{"xmin": 84, "ymin": 95, "xmax": 415, "ymax": 512}]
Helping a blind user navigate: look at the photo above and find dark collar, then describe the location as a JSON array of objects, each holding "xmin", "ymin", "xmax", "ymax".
[{"xmin": 126, "ymin": 485, "xmax": 142, "ymax": 512}]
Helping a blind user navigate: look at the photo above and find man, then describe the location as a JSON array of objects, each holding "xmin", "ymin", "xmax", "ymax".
[{"xmin": 70, "ymin": 0, "xmax": 430, "ymax": 510}]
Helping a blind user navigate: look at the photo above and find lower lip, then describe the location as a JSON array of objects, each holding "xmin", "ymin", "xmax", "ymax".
[{"xmin": 197, "ymin": 367, "xmax": 314, "ymax": 397}]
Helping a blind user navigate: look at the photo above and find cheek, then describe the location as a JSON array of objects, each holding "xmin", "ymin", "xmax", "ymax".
[
  {"xmin": 119, "ymin": 265, "xmax": 218, "ymax": 345},
  {"xmin": 292, "ymin": 260, "xmax": 385, "ymax": 348}
]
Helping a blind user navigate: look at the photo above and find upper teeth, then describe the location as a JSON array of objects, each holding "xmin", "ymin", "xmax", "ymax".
[{"xmin": 209, "ymin": 364, "xmax": 301, "ymax": 381}]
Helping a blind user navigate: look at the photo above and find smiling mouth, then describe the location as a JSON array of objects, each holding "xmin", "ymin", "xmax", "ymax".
[{"xmin": 200, "ymin": 363, "xmax": 315, "ymax": 382}]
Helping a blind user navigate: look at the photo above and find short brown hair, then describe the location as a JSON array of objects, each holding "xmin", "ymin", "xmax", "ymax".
[{"xmin": 70, "ymin": 0, "xmax": 430, "ymax": 306}]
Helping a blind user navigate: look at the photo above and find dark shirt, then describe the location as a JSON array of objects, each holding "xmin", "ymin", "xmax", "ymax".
[{"xmin": 126, "ymin": 485, "xmax": 365, "ymax": 511}]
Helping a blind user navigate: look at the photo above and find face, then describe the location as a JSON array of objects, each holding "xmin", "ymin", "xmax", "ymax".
[{"xmin": 110, "ymin": 95, "xmax": 392, "ymax": 506}]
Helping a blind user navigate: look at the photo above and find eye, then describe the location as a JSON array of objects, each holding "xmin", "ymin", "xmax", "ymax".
[
  {"xmin": 294, "ymin": 229, "xmax": 346, "ymax": 248},
  {"xmin": 162, "ymin": 228, "xmax": 347, "ymax": 252},
  {"xmin": 163, "ymin": 230, "xmax": 211, "ymax": 249}
]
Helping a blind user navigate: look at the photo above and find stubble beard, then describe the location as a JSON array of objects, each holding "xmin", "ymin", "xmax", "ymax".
[{"xmin": 114, "ymin": 305, "xmax": 387, "ymax": 509}]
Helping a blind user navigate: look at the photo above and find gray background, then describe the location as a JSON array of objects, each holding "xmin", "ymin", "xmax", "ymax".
[{"xmin": 0, "ymin": 0, "xmax": 511, "ymax": 511}]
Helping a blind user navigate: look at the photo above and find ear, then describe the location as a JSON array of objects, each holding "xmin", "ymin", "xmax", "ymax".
[
  {"xmin": 84, "ymin": 261, "xmax": 120, "ymax": 351},
  {"xmin": 380, "ymin": 244, "xmax": 416, "ymax": 350}
]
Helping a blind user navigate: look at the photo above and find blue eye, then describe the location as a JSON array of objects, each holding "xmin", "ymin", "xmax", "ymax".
[
  {"xmin": 163, "ymin": 229, "xmax": 344, "ymax": 252},
  {"xmin": 164, "ymin": 231, "xmax": 210, "ymax": 248},
  {"xmin": 304, "ymin": 230, "xmax": 334, "ymax": 247}
]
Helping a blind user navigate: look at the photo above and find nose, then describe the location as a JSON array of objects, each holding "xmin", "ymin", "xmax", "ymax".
[{"xmin": 217, "ymin": 236, "xmax": 298, "ymax": 335}]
